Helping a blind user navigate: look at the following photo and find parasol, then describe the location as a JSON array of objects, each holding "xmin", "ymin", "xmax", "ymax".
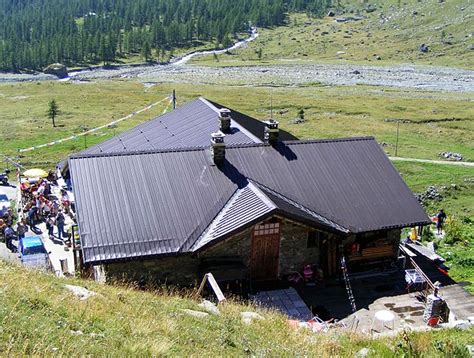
[{"xmin": 23, "ymin": 168, "xmax": 48, "ymax": 178}]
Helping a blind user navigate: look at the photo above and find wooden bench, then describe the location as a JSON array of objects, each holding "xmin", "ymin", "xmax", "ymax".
[{"xmin": 349, "ymin": 245, "xmax": 395, "ymax": 261}]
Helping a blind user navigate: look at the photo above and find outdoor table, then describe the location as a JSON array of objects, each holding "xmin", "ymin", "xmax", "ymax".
[
  {"xmin": 371, "ymin": 310, "xmax": 395, "ymax": 333},
  {"xmin": 405, "ymin": 269, "xmax": 426, "ymax": 292}
]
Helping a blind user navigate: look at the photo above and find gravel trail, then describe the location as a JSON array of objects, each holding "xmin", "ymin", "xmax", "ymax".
[
  {"xmin": 2, "ymin": 62, "xmax": 472, "ymax": 92},
  {"xmin": 1, "ymin": 27, "xmax": 473, "ymax": 94}
]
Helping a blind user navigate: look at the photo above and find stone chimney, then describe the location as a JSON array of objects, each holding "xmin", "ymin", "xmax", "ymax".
[
  {"xmin": 263, "ymin": 119, "xmax": 279, "ymax": 144},
  {"xmin": 218, "ymin": 108, "xmax": 231, "ymax": 133},
  {"xmin": 210, "ymin": 131, "xmax": 226, "ymax": 166}
]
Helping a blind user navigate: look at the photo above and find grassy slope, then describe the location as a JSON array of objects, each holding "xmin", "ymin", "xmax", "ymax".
[
  {"xmin": 394, "ymin": 161, "xmax": 474, "ymax": 290},
  {"xmin": 1, "ymin": 82, "xmax": 472, "ymax": 167},
  {"xmin": 0, "ymin": 261, "xmax": 472, "ymax": 356},
  {"xmin": 192, "ymin": 0, "xmax": 474, "ymax": 69}
]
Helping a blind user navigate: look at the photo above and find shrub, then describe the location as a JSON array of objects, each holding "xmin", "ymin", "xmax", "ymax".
[{"xmin": 444, "ymin": 216, "xmax": 473, "ymax": 245}]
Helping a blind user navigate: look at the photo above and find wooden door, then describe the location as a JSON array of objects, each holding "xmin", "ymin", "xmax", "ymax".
[{"xmin": 250, "ymin": 221, "xmax": 281, "ymax": 281}]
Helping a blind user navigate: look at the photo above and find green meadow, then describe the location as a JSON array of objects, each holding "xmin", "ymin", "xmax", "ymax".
[
  {"xmin": 192, "ymin": 0, "xmax": 474, "ymax": 69},
  {"xmin": 1, "ymin": 79, "xmax": 472, "ymax": 287}
]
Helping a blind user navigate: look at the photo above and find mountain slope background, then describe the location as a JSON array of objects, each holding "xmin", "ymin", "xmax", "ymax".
[
  {"xmin": 192, "ymin": 0, "xmax": 474, "ymax": 68},
  {"xmin": 0, "ymin": 0, "xmax": 331, "ymax": 72}
]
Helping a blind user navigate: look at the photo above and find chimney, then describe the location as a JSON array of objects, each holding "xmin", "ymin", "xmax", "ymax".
[
  {"xmin": 263, "ymin": 119, "xmax": 279, "ymax": 144},
  {"xmin": 218, "ymin": 108, "xmax": 231, "ymax": 133},
  {"xmin": 210, "ymin": 131, "xmax": 226, "ymax": 166}
]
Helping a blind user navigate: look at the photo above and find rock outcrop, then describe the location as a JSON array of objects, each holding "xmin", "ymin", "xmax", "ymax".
[{"xmin": 44, "ymin": 63, "xmax": 68, "ymax": 79}]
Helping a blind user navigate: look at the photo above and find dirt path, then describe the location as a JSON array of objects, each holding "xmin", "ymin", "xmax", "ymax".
[
  {"xmin": 63, "ymin": 62, "xmax": 474, "ymax": 92},
  {"xmin": 1, "ymin": 46, "xmax": 473, "ymax": 92},
  {"xmin": 389, "ymin": 156, "xmax": 474, "ymax": 167}
]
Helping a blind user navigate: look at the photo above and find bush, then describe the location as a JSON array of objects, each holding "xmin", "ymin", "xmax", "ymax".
[
  {"xmin": 422, "ymin": 225, "xmax": 434, "ymax": 242},
  {"xmin": 444, "ymin": 216, "xmax": 473, "ymax": 245}
]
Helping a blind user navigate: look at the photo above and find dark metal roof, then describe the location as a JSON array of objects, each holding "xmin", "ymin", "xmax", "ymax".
[
  {"xmin": 70, "ymin": 137, "xmax": 430, "ymax": 264},
  {"xmin": 81, "ymin": 97, "xmax": 296, "ymax": 155},
  {"xmin": 192, "ymin": 182, "xmax": 276, "ymax": 251},
  {"xmin": 223, "ymin": 138, "xmax": 430, "ymax": 233},
  {"xmin": 191, "ymin": 181, "xmax": 348, "ymax": 252},
  {"xmin": 207, "ymin": 99, "xmax": 298, "ymax": 142}
]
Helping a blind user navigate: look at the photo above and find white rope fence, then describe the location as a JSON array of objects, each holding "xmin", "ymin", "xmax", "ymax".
[{"xmin": 18, "ymin": 95, "xmax": 172, "ymax": 153}]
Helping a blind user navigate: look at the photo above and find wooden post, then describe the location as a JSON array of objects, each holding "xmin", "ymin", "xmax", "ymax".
[
  {"xmin": 172, "ymin": 89, "xmax": 176, "ymax": 110},
  {"xmin": 395, "ymin": 119, "xmax": 400, "ymax": 156},
  {"xmin": 197, "ymin": 273, "xmax": 226, "ymax": 303}
]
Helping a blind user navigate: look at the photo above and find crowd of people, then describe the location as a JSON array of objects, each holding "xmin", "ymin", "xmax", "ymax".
[{"xmin": 0, "ymin": 172, "xmax": 74, "ymax": 253}]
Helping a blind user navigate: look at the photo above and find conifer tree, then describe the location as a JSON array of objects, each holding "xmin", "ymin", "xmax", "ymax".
[{"xmin": 47, "ymin": 99, "xmax": 59, "ymax": 128}]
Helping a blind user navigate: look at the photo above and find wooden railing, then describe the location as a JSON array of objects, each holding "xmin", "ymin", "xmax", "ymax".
[{"xmin": 408, "ymin": 257, "xmax": 436, "ymax": 299}]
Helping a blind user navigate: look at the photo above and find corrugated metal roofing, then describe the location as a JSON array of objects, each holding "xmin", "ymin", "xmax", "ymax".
[
  {"xmin": 207, "ymin": 99, "xmax": 298, "ymax": 142},
  {"xmin": 70, "ymin": 137, "xmax": 430, "ymax": 264},
  {"xmin": 70, "ymin": 149, "xmax": 237, "ymax": 263},
  {"xmin": 256, "ymin": 185, "xmax": 349, "ymax": 233},
  {"xmin": 224, "ymin": 138, "xmax": 430, "ymax": 233},
  {"xmin": 81, "ymin": 97, "xmax": 297, "ymax": 155},
  {"xmin": 193, "ymin": 182, "xmax": 276, "ymax": 251}
]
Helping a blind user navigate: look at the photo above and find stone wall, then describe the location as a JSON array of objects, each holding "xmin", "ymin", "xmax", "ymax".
[
  {"xmin": 105, "ymin": 255, "xmax": 200, "ymax": 286},
  {"xmin": 279, "ymin": 221, "xmax": 321, "ymax": 275},
  {"xmin": 199, "ymin": 227, "xmax": 253, "ymax": 265},
  {"xmin": 102, "ymin": 220, "xmax": 402, "ymax": 285},
  {"xmin": 103, "ymin": 218, "xmax": 324, "ymax": 284}
]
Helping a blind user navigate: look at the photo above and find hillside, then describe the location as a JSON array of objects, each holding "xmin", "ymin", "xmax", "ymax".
[
  {"xmin": 0, "ymin": 260, "xmax": 472, "ymax": 356},
  {"xmin": 0, "ymin": 0, "xmax": 330, "ymax": 72},
  {"xmin": 192, "ymin": 0, "xmax": 474, "ymax": 68}
]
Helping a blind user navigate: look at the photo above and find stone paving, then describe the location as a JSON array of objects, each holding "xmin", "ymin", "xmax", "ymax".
[
  {"xmin": 35, "ymin": 221, "xmax": 75, "ymax": 276},
  {"xmin": 3, "ymin": 178, "xmax": 77, "ymax": 277},
  {"xmin": 341, "ymin": 291, "xmax": 427, "ymax": 336},
  {"xmin": 252, "ymin": 287, "xmax": 313, "ymax": 321}
]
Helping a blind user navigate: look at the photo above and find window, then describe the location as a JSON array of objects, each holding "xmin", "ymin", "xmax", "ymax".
[
  {"xmin": 307, "ymin": 231, "xmax": 327, "ymax": 248},
  {"xmin": 253, "ymin": 222, "xmax": 280, "ymax": 236}
]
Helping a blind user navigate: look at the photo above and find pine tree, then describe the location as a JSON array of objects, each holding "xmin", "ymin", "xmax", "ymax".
[
  {"xmin": 48, "ymin": 99, "xmax": 59, "ymax": 128},
  {"xmin": 141, "ymin": 41, "xmax": 152, "ymax": 61}
]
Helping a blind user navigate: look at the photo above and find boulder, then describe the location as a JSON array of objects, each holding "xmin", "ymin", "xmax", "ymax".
[
  {"xmin": 241, "ymin": 311, "xmax": 265, "ymax": 324},
  {"xmin": 419, "ymin": 44, "xmax": 429, "ymax": 53},
  {"xmin": 366, "ymin": 5, "xmax": 377, "ymax": 13},
  {"xmin": 180, "ymin": 309, "xmax": 209, "ymax": 319},
  {"xmin": 198, "ymin": 300, "xmax": 220, "ymax": 315},
  {"xmin": 64, "ymin": 284, "xmax": 97, "ymax": 300},
  {"xmin": 43, "ymin": 63, "xmax": 68, "ymax": 79},
  {"xmin": 356, "ymin": 348, "xmax": 371, "ymax": 357}
]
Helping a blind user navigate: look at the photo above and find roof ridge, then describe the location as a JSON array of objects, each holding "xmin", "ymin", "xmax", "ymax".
[
  {"xmin": 198, "ymin": 97, "xmax": 221, "ymax": 114},
  {"xmin": 191, "ymin": 182, "xmax": 278, "ymax": 251},
  {"xmin": 70, "ymin": 136, "xmax": 377, "ymax": 159},
  {"xmin": 282, "ymin": 136, "xmax": 375, "ymax": 145},
  {"xmin": 254, "ymin": 182, "xmax": 350, "ymax": 233}
]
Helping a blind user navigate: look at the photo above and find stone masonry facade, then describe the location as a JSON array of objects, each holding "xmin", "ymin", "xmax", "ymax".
[{"xmin": 102, "ymin": 217, "xmax": 401, "ymax": 285}]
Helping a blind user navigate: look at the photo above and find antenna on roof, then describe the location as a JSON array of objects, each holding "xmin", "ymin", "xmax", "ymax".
[
  {"xmin": 172, "ymin": 89, "xmax": 177, "ymax": 110},
  {"xmin": 270, "ymin": 93, "xmax": 273, "ymax": 120}
]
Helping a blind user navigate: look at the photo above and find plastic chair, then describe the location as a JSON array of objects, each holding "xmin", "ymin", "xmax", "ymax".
[{"xmin": 371, "ymin": 310, "xmax": 395, "ymax": 333}]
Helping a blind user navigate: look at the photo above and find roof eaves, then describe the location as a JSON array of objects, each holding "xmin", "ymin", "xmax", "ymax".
[
  {"xmin": 191, "ymin": 182, "xmax": 276, "ymax": 251},
  {"xmin": 69, "ymin": 144, "xmax": 208, "ymax": 160},
  {"xmin": 352, "ymin": 220, "xmax": 432, "ymax": 233},
  {"xmin": 253, "ymin": 182, "xmax": 350, "ymax": 234}
]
